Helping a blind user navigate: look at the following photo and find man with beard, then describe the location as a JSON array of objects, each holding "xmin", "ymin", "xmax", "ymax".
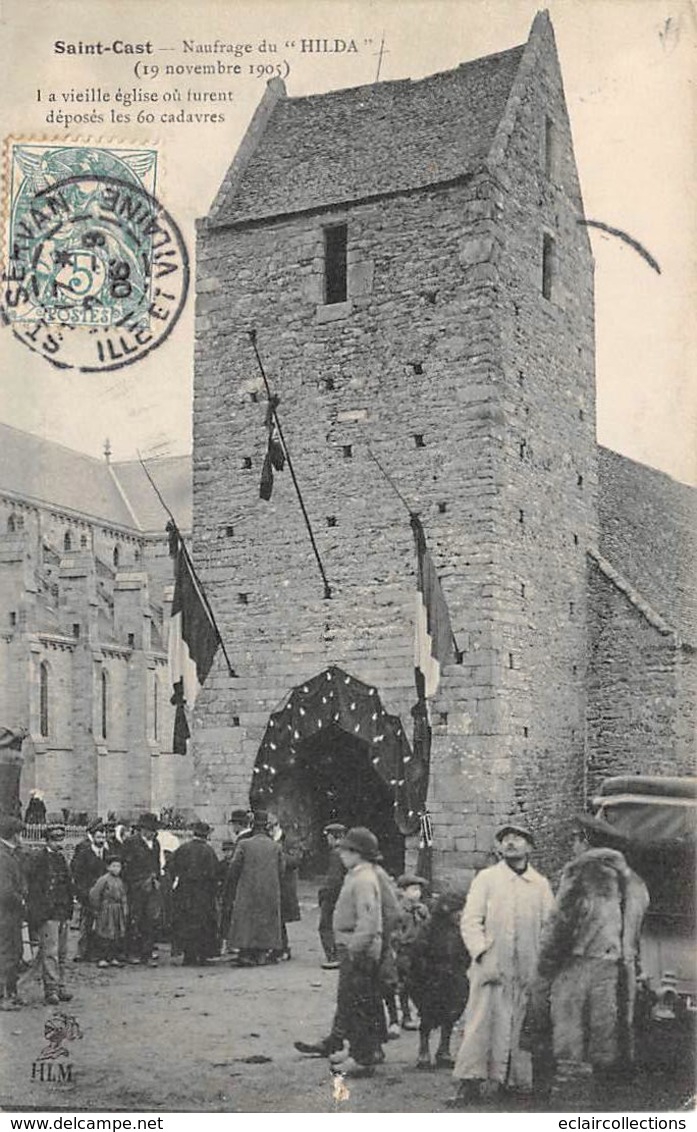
[
  {"xmin": 448, "ymin": 823, "xmax": 554, "ymax": 1107},
  {"xmin": 169, "ymin": 821, "xmax": 220, "ymax": 965},
  {"xmin": 71, "ymin": 819, "xmax": 107, "ymax": 962}
]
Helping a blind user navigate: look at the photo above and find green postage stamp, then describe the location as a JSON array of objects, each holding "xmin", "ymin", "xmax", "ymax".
[{"xmin": 3, "ymin": 143, "xmax": 189, "ymax": 371}]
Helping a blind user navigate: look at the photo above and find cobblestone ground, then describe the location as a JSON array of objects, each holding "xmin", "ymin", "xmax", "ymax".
[{"xmin": 0, "ymin": 885, "xmax": 694, "ymax": 1114}]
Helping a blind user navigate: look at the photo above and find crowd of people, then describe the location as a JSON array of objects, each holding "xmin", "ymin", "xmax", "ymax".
[{"xmin": 0, "ymin": 805, "xmax": 650, "ymax": 1107}]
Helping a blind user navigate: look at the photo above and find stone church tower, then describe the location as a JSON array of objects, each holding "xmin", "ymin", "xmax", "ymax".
[{"xmin": 192, "ymin": 11, "xmax": 597, "ymax": 877}]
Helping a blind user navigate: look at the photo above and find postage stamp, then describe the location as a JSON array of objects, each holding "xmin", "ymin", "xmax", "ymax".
[{"xmin": 3, "ymin": 143, "xmax": 189, "ymax": 371}]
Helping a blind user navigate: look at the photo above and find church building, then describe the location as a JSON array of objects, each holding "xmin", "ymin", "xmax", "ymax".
[{"xmin": 190, "ymin": 12, "xmax": 694, "ymax": 875}]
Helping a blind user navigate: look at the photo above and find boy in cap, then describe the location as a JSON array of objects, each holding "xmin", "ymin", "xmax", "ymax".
[
  {"xmin": 26, "ymin": 822, "xmax": 75, "ymax": 1006},
  {"xmin": 448, "ymin": 822, "xmax": 554, "ymax": 1106},
  {"xmin": 0, "ymin": 815, "xmax": 27, "ymax": 1010},
  {"xmin": 392, "ymin": 874, "xmax": 431, "ymax": 1031},
  {"xmin": 120, "ymin": 813, "xmax": 162, "ymax": 966},
  {"xmin": 318, "ymin": 822, "xmax": 347, "ymax": 969}
]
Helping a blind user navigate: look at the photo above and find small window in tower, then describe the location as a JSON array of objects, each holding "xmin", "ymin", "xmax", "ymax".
[
  {"xmin": 101, "ymin": 670, "xmax": 108, "ymax": 740},
  {"xmin": 9, "ymin": 611, "xmax": 16, "ymax": 628},
  {"xmin": 63, "ymin": 531, "xmax": 72, "ymax": 552},
  {"xmin": 113, "ymin": 545, "xmax": 120, "ymax": 568},
  {"xmin": 543, "ymin": 115, "xmax": 556, "ymax": 179},
  {"xmin": 542, "ymin": 233, "xmax": 556, "ymax": 301},
  {"xmin": 80, "ymin": 534, "xmax": 88, "ymax": 549},
  {"xmin": 39, "ymin": 662, "xmax": 49, "ymax": 738},
  {"xmin": 324, "ymin": 223, "xmax": 348, "ymax": 305}
]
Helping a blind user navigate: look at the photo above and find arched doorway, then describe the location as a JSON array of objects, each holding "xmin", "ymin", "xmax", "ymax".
[{"xmin": 250, "ymin": 666, "xmax": 420, "ymax": 877}]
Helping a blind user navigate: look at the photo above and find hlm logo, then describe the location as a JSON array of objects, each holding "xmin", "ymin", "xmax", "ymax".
[
  {"xmin": 31, "ymin": 1011, "xmax": 82, "ymax": 1084},
  {"xmin": 32, "ymin": 1061, "xmax": 74, "ymax": 1083}
]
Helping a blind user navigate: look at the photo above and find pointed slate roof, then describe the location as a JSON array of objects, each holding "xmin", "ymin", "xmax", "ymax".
[{"xmin": 213, "ymin": 43, "xmax": 526, "ymax": 225}]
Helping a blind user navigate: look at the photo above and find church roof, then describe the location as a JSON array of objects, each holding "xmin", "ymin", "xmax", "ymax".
[
  {"xmin": 213, "ymin": 43, "xmax": 526, "ymax": 225},
  {"xmin": 111, "ymin": 456, "xmax": 192, "ymax": 533},
  {"xmin": 0, "ymin": 423, "xmax": 191, "ymax": 534}
]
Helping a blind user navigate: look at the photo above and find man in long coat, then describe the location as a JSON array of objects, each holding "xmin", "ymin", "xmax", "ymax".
[
  {"xmin": 448, "ymin": 823, "xmax": 554, "ymax": 1106},
  {"xmin": 120, "ymin": 812, "xmax": 162, "ymax": 965},
  {"xmin": 71, "ymin": 819, "xmax": 107, "ymax": 962},
  {"xmin": 0, "ymin": 815, "xmax": 26, "ymax": 1010},
  {"xmin": 169, "ymin": 821, "xmax": 220, "ymax": 965},
  {"xmin": 222, "ymin": 810, "xmax": 283, "ymax": 965}
]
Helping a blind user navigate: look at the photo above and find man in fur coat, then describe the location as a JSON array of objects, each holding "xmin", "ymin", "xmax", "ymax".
[{"xmin": 536, "ymin": 817, "xmax": 650, "ymax": 1083}]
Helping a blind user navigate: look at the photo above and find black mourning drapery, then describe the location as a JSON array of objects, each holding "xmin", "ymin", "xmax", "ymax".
[{"xmin": 250, "ymin": 666, "xmax": 426, "ymax": 836}]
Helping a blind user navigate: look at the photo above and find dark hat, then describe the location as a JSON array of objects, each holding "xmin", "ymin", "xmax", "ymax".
[
  {"xmin": 45, "ymin": 822, "xmax": 66, "ymax": 838},
  {"xmin": 495, "ymin": 822, "xmax": 535, "ymax": 847},
  {"xmin": 192, "ymin": 821, "xmax": 211, "ymax": 838},
  {"xmin": 397, "ymin": 873, "xmax": 429, "ymax": 890},
  {"xmin": 136, "ymin": 812, "xmax": 159, "ymax": 832},
  {"xmin": 323, "ymin": 822, "xmax": 347, "ymax": 835},
  {"xmin": 105, "ymin": 853, "xmax": 122, "ymax": 865},
  {"xmin": 338, "ymin": 827, "xmax": 379, "ymax": 861},
  {"xmin": 251, "ymin": 809, "xmax": 269, "ymax": 829},
  {"xmin": 87, "ymin": 819, "xmax": 105, "ymax": 834},
  {"xmin": 230, "ymin": 809, "xmax": 250, "ymax": 824},
  {"xmin": 0, "ymin": 814, "xmax": 24, "ymax": 839}
]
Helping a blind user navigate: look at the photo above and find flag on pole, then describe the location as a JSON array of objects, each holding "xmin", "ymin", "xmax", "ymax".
[
  {"xmin": 167, "ymin": 524, "xmax": 219, "ymax": 754},
  {"xmin": 259, "ymin": 395, "xmax": 286, "ymax": 501},
  {"xmin": 410, "ymin": 514, "xmax": 456, "ymax": 702}
]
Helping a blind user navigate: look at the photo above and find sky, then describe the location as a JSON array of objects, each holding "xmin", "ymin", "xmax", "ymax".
[{"xmin": 0, "ymin": 0, "xmax": 694, "ymax": 485}]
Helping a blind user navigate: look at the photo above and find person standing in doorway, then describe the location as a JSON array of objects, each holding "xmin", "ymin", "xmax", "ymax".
[
  {"xmin": 71, "ymin": 819, "xmax": 107, "ymax": 963},
  {"xmin": 222, "ymin": 810, "xmax": 283, "ymax": 966},
  {"xmin": 318, "ymin": 822, "xmax": 346, "ymax": 969},
  {"xmin": 448, "ymin": 823, "xmax": 554, "ymax": 1107},
  {"xmin": 26, "ymin": 822, "xmax": 75, "ymax": 1006}
]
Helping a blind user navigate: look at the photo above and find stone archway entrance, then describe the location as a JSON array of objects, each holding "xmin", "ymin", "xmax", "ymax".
[{"xmin": 249, "ymin": 666, "xmax": 419, "ymax": 876}]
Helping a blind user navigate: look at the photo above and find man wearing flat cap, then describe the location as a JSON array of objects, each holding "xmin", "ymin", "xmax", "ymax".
[
  {"xmin": 169, "ymin": 821, "xmax": 220, "ymax": 965},
  {"xmin": 121, "ymin": 813, "xmax": 162, "ymax": 966},
  {"xmin": 71, "ymin": 819, "xmax": 107, "ymax": 962},
  {"xmin": 448, "ymin": 821, "xmax": 554, "ymax": 1106},
  {"xmin": 317, "ymin": 822, "xmax": 347, "ymax": 969}
]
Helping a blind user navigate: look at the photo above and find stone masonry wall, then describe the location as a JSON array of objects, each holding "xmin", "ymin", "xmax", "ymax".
[
  {"xmin": 193, "ymin": 174, "xmax": 508, "ymax": 867},
  {"xmin": 586, "ymin": 559, "xmax": 693, "ymax": 797},
  {"xmin": 490, "ymin": 17, "xmax": 597, "ymax": 875}
]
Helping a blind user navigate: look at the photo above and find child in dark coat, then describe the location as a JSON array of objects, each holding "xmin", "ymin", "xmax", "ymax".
[
  {"xmin": 393, "ymin": 874, "xmax": 431, "ymax": 1030},
  {"xmin": 89, "ymin": 856, "xmax": 128, "ymax": 967},
  {"xmin": 407, "ymin": 887, "xmax": 471, "ymax": 1069}
]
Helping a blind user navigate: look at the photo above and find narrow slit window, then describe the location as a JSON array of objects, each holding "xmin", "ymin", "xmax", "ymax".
[
  {"xmin": 39, "ymin": 662, "xmax": 49, "ymax": 738},
  {"xmin": 543, "ymin": 116, "xmax": 556, "ymax": 178},
  {"xmin": 324, "ymin": 224, "xmax": 348, "ymax": 305},
  {"xmin": 542, "ymin": 233, "xmax": 556, "ymax": 301}
]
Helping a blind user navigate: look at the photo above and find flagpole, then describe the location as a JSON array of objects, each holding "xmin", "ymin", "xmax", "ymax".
[
  {"xmin": 248, "ymin": 330, "xmax": 332, "ymax": 600},
  {"xmin": 367, "ymin": 448, "xmax": 463, "ymax": 661},
  {"xmin": 137, "ymin": 454, "xmax": 238, "ymax": 678}
]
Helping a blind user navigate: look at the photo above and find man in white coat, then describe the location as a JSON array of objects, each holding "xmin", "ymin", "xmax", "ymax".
[{"xmin": 447, "ymin": 823, "xmax": 554, "ymax": 1107}]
